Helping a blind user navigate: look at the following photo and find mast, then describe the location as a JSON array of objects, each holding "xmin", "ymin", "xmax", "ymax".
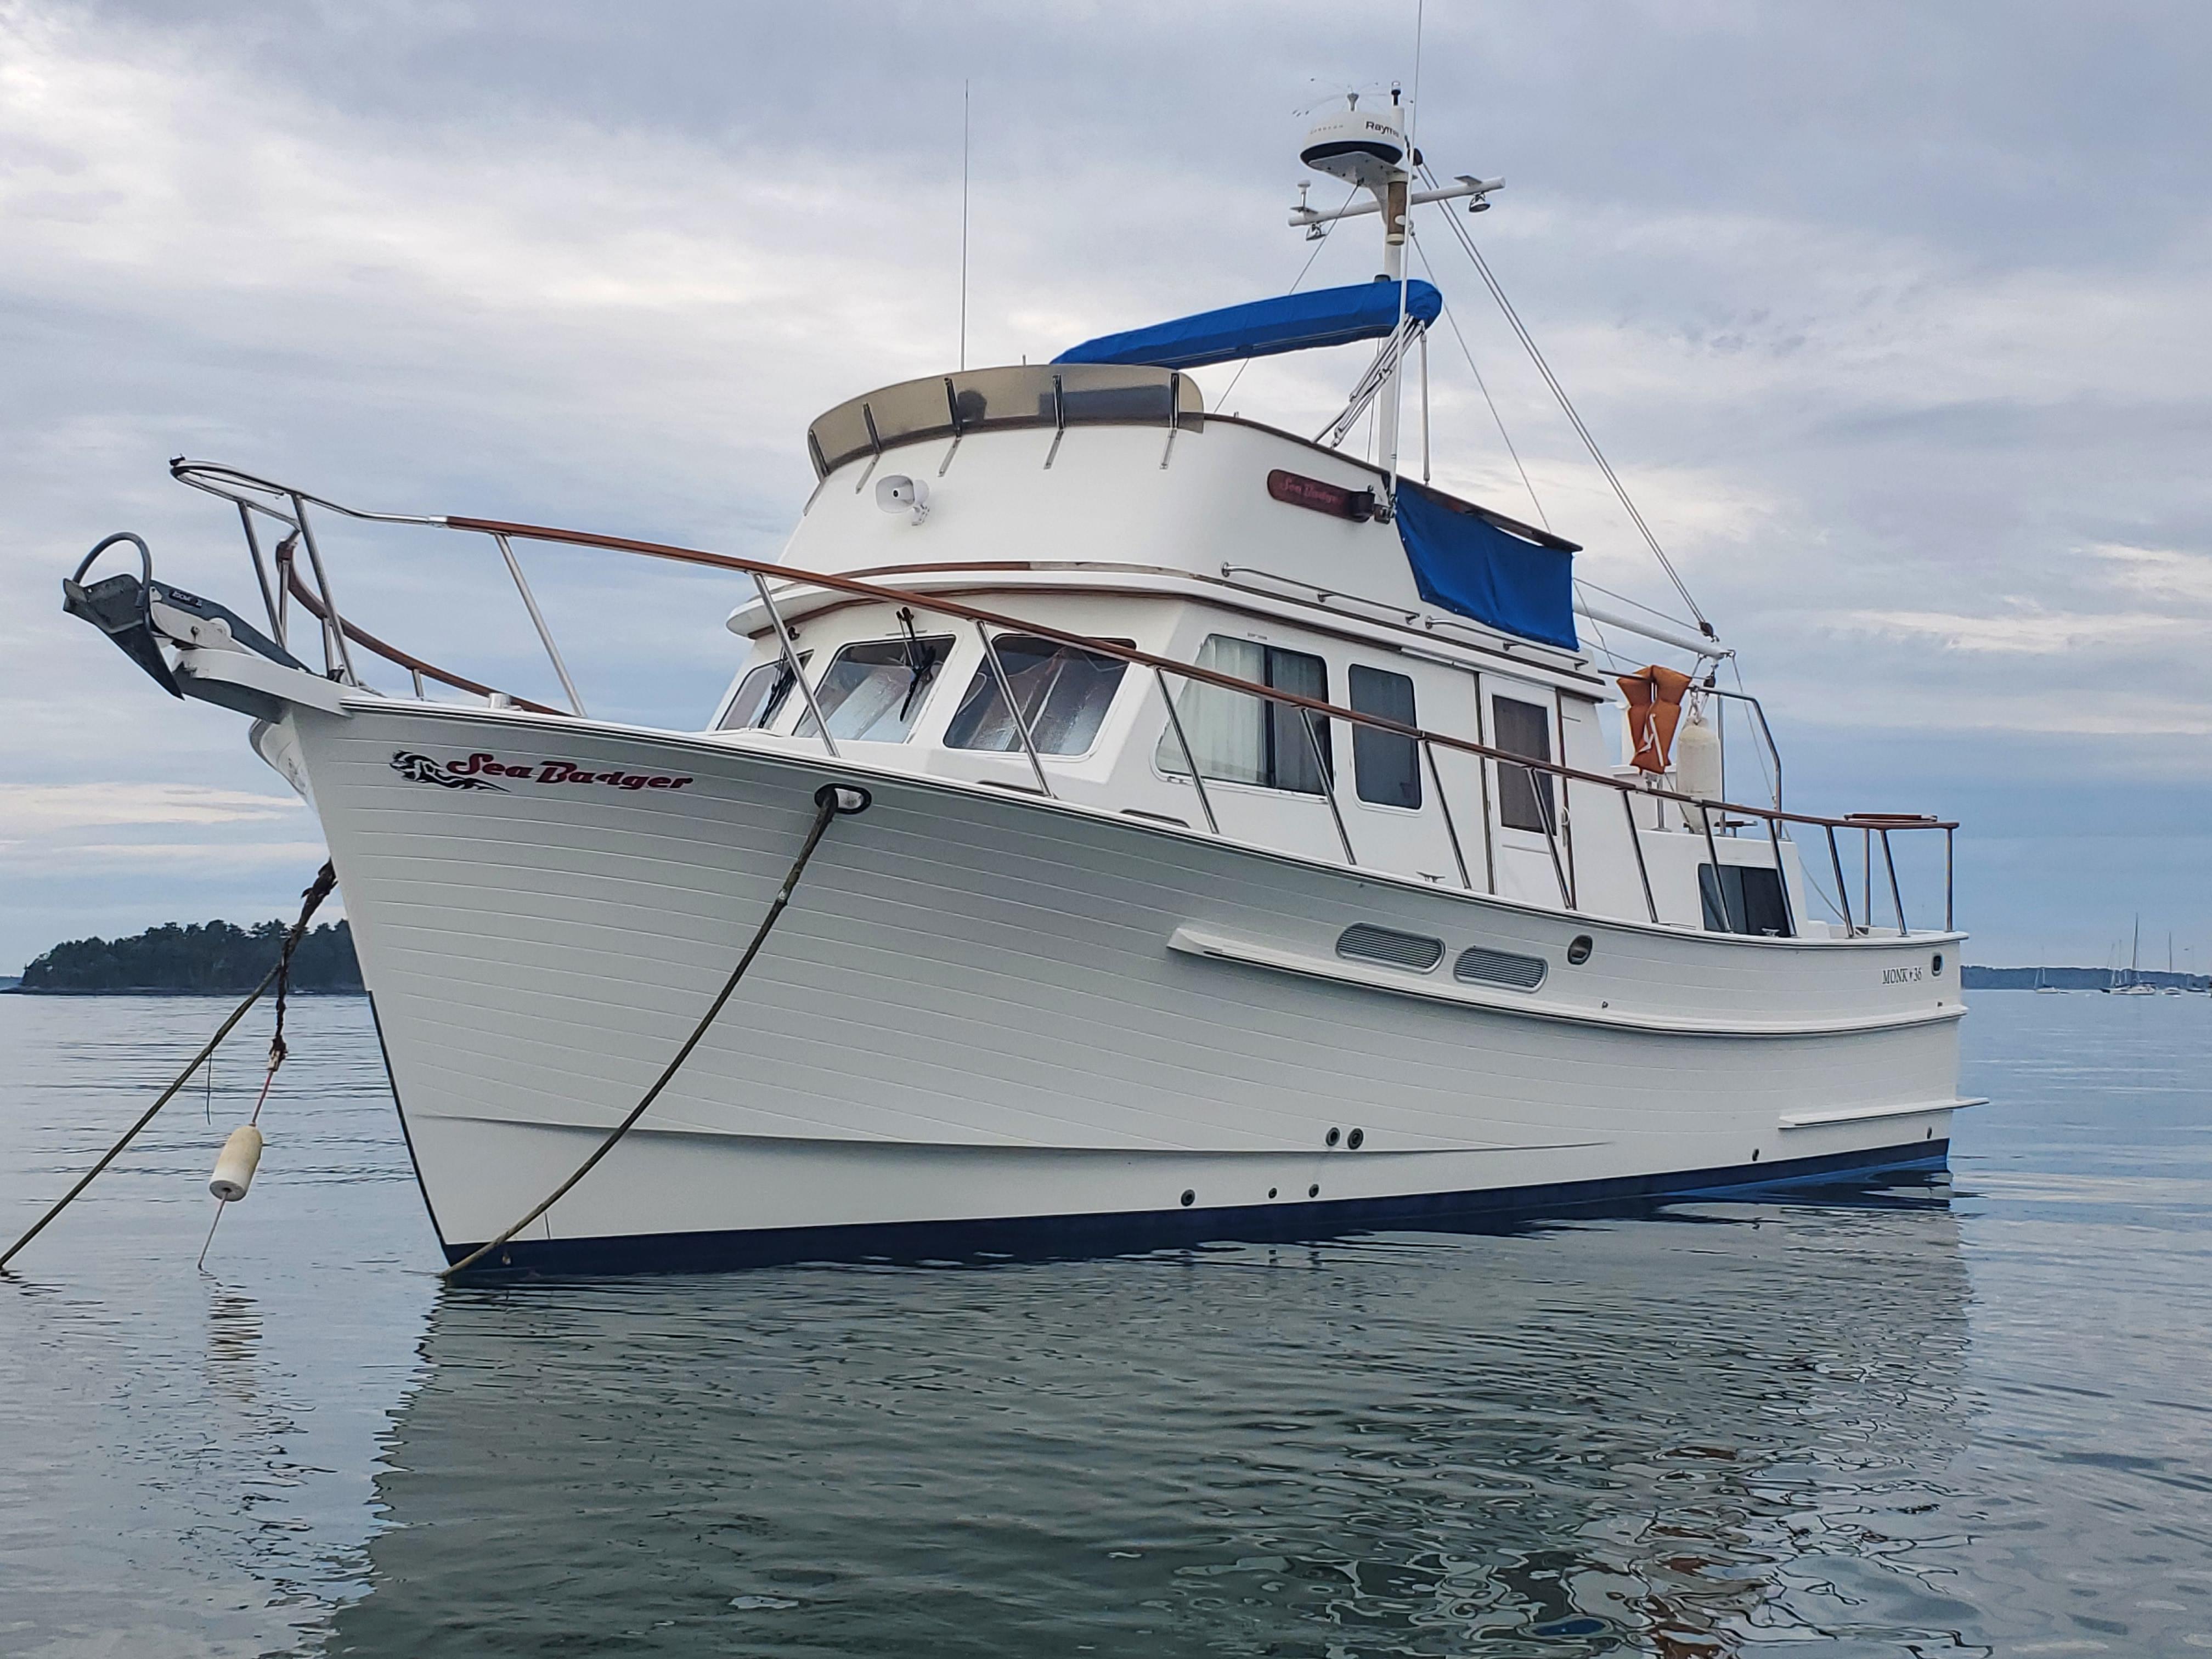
[
  {"xmin": 1376, "ymin": 92, "xmax": 1409, "ymax": 487},
  {"xmin": 1291, "ymin": 94, "xmax": 1500, "ymax": 509}
]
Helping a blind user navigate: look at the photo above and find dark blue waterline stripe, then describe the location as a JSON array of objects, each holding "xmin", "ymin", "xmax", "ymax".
[{"xmin": 443, "ymin": 1139, "xmax": 1951, "ymax": 1282}]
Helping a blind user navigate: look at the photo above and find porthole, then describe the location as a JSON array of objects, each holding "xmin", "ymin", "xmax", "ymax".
[
  {"xmin": 1932, "ymin": 952, "xmax": 1945, "ymax": 975},
  {"xmin": 1324, "ymin": 1127, "xmax": 1341, "ymax": 1148},
  {"xmin": 1566, "ymin": 935, "xmax": 1594, "ymax": 966},
  {"xmin": 1180, "ymin": 1189, "xmax": 1195, "ymax": 1208},
  {"xmin": 1307, "ymin": 1183, "xmax": 1320, "ymax": 1198},
  {"xmin": 1346, "ymin": 1128, "xmax": 1365, "ymax": 1150}
]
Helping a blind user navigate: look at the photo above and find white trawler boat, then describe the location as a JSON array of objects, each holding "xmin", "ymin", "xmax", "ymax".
[{"xmin": 65, "ymin": 97, "xmax": 1973, "ymax": 1273}]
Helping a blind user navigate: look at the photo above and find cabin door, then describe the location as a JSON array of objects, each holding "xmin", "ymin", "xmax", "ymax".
[{"xmin": 1477, "ymin": 673, "xmax": 1572, "ymax": 908}]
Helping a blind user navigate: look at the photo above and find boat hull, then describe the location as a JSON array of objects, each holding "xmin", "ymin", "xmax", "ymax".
[
  {"xmin": 422, "ymin": 1137, "xmax": 1949, "ymax": 1274},
  {"xmin": 281, "ymin": 701, "xmax": 1968, "ymax": 1274}
]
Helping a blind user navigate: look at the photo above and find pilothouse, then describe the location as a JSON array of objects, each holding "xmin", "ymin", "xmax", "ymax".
[{"xmin": 60, "ymin": 94, "xmax": 1974, "ymax": 1275}]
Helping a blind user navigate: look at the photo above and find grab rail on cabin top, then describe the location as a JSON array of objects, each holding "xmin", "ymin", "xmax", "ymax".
[{"xmin": 165, "ymin": 459, "xmax": 1958, "ymax": 936}]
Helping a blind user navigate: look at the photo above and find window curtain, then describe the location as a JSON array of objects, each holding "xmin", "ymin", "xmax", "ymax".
[
  {"xmin": 1265, "ymin": 646, "xmax": 1329, "ymax": 795},
  {"xmin": 1155, "ymin": 636, "xmax": 1267, "ymax": 783}
]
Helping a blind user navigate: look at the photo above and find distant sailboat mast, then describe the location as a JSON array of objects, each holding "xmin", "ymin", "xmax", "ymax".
[{"xmin": 2114, "ymin": 915, "xmax": 2159, "ymax": 994}]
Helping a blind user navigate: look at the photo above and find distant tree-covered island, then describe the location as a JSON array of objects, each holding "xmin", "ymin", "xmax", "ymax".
[{"xmin": 15, "ymin": 919, "xmax": 362, "ymax": 994}]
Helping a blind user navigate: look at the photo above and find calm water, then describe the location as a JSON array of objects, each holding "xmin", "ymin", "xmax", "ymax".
[{"xmin": 1, "ymin": 993, "xmax": 2207, "ymax": 1657}]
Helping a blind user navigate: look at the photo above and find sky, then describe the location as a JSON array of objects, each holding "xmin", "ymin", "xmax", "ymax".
[{"xmin": 3, "ymin": 0, "xmax": 2209, "ymax": 974}]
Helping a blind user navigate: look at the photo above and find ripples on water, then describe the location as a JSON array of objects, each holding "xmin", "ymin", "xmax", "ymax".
[{"xmin": 1, "ymin": 992, "xmax": 2208, "ymax": 1656}]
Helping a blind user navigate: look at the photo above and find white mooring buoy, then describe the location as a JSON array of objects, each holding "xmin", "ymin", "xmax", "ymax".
[{"xmin": 208, "ymin": 1125, "xmax": 264, "ymax": 1202}]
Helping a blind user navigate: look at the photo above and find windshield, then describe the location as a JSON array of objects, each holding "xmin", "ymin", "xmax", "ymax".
[{"xmin": 797, "ymin": 636, "xmax": 953, "ymax": 742}]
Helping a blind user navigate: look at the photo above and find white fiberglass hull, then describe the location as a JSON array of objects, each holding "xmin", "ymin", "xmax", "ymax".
[{"xmin": 281, "ymin": 702, "xmax": 1965, "ymax": 1274}]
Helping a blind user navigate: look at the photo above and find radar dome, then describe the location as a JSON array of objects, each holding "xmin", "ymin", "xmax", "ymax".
[{"xmin": 1299, "ymin": 96, "xmax": 1407, "ymax": 195}]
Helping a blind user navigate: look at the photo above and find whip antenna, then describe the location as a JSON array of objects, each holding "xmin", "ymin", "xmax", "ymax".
[{"xmin": 959, "ymin": 82, "xmax": 970, "ymax": 371}]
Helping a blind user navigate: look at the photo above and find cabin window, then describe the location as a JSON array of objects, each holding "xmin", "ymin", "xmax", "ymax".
[
  {"xmin": 1491, "ymin": 695, "xmax": 1556, "ymax": 833},
  {"xmin": 1700, "ymin": 863, "xmax": 1793, "ymax": 938},
  {"xmin": 945, "ymin": 635, "xmax": 1131, "ymax": 755},
  {"xmin": 1348, "ymin": 665, "xmax": 1420, "ymax": 809},
  {"xmin": 797, "ymin": 635, "xmax": 953, "ymax": 742},
  {"xmin": 1154, "ymin": 636, "xmax": 1331, "ymax": 794},
  {"xmin": 719, "ymin": 653, "xmax": 809, "ymax": 731}
]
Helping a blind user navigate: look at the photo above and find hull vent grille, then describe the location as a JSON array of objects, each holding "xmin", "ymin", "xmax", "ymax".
[
  {"xmin": 1337, "ymin": 924, "xmax": 1444, "ymax": 972},
  {"xmin": 1453, "ymin": 945, "xmax": 1548, "ymax": 991}
]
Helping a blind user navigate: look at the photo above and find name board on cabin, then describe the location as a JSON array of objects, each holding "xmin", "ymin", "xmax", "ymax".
[{"xmin": 1266, "ymin": 469, "xmax": 1378, "ymax": 523}]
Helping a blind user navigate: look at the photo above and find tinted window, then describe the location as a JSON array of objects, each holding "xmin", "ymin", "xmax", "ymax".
[
  {"xmin": 946, "ymin": 636, "xmax": 1131, "ymax": 755},
  {"xmin": 1348, "ymin": 665, "xmax": 1420, "ymax": 808},
  {"xmin": 798, "ymin": 636, "xmax": 953, "ymax": 742},
  {"xmin": 718, "ymin": 653, "xmax": 808, "ymax": 731},
  {"xmin": 1154, "ymin": 636, "xmax": 1332, "ymax": 794},
  {"xmin": 1491, "ymin": 695, "xmax": 1555, "ymax": 833},
  {"xmin": 1700, "ymin": 864, "xmax": 1793, "ymax": 937}
]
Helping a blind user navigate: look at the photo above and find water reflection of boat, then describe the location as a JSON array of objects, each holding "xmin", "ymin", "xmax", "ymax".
[{"xmin": 329, "ymin": 1193, "xmax": 1970, "ymax": 1654}]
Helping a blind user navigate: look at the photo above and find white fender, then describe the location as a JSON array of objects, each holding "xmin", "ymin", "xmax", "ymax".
[
  {"xmin": 1675, "ymin": 709, "xmax": 1722, "ymax": 803},
  {"xmin": 208, "ymin": 1125, "xmax": 264, "ymax": 1203}
]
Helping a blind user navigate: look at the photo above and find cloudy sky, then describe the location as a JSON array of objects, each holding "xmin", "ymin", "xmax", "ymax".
[{"xmin": 4, "ymin": 0, "xmax": 2208, "ymax": 973}]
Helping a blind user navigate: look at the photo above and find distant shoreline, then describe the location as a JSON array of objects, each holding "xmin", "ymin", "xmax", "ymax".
[
  {"xmin": 15, "ymin": 918, "xmax": 361, "ymax": 996},
  {"xmin": 1962, "ymin": 965, "xmax": 2208, "ymax": 991},
  {"xmin": 2, "ymin": 985, "xmax": 364, "ymax": 997}
]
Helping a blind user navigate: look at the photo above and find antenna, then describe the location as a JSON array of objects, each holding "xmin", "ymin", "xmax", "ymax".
[
  {"xmin": 1387, "ymin": 0, "xmax": 1426, "ymax": 500},
  {"xmin": 959, "ymin": 81, "xmax": 970, "ymax": 372}
]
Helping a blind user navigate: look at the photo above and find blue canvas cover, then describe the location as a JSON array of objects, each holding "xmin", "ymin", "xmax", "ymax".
[
  {"xmin": 1394, "ymin": 481, "xmax": 1580, "ymax": 651},
  {"xmin": 1054, "ymin": 280, "xmax": 1443, "ymax": 371}
]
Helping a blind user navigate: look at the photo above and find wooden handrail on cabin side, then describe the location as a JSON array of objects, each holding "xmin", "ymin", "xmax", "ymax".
[{"xmin": 445, "ymin": 515, "xmax": 1957, "ymax": 839}]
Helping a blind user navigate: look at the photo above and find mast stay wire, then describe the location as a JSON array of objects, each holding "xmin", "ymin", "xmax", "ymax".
[
  {"xmin": 1420, "ymin": 172, "xmax": 1713, "ymax": 636},
  {"xmin": 1730, "ymin": 653, "xmax": 1780, "ymax": 803},
  {"xmin": 1384, "ymin": 0, "xmax": 1426, "ymax": 498},
  {"xmin": 1572, "ymin": 575, "xmax": 1701, "ymax": 636},
  {"xmin": 1411, "ymin": 237, "xmax": 1549, "ymax": 531},
  {"xmin": 1413, "ymin": 235, "xmax": 1632, "ymax": 668}
]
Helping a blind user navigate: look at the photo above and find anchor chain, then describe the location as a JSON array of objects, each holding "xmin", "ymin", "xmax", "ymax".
[
  {"xmin": 2, "ymin": 862, "xmax": 338, "ymax": 1274},
  {"xmin": 440, "ymin": 785, "xmax": 867, "ymax": 1280}
]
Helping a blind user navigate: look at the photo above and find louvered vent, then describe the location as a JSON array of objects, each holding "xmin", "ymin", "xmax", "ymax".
[
  {"xmin": 1453, "ymin": 945, "xmax": 1548, "ymax": 991},
  {"xmin": 1337, "ymin": 924, "xmax": 1445, "ymax": 972}
]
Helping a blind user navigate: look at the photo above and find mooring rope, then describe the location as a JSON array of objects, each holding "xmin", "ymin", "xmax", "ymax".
[
  {"xmin": 1, "ymin": 861, "xmax": 338, "ymax": 1275},
  {"xmin": 439, "ymin": 785, "xmax": 866, "ymax": 1281}
]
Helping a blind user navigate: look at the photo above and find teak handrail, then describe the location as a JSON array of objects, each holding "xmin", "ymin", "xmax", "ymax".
[
  {"xmin": 164, "ymin": 458, "xmax": 1959, "ymax": 934},
  {"xmin": 446, "ymin": 515, "xmax": 1956, "ymax": 840},
  {"xmin": 281, "ymin": 562, "xmax": 568, "ymax": 716}
]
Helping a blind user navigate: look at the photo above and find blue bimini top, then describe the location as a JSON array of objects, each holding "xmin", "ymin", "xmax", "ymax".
[
  {"xmin": 1393, "ymin": 482, "xmax": 1581, "ymax": 652},
  {"xmin": 1054, "ymin": 280, "xmax": 1443, "ymax": 372}
]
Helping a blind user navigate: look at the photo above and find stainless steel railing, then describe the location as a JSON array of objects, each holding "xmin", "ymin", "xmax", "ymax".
[{"xmin": 163, "ymin": 459, "xmax": 1960, "ymax": 936}]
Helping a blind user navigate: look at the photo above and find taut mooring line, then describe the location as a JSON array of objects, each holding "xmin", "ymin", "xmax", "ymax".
[
  {"xmin": 1, "ymin": 862, "xmax": 338, "ymax": 1275},
  {"xmin": 439, "ymin": 785, "xmax": 868, "ymax": 1282}
]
